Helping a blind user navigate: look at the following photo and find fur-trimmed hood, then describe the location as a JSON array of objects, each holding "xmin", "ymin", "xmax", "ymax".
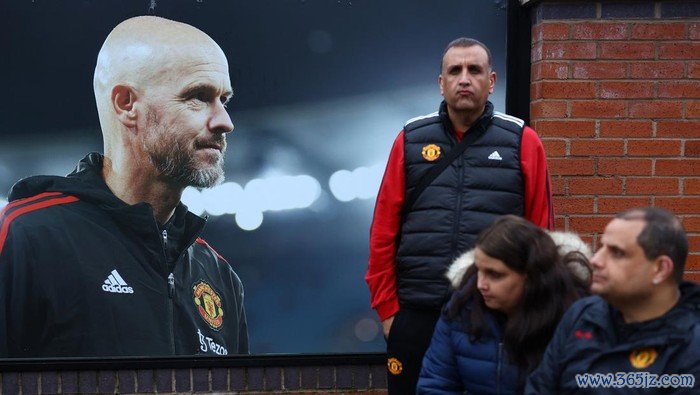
[{"xmin": 446, "ymin": 231, "xmax": 592, "ymax": 288}]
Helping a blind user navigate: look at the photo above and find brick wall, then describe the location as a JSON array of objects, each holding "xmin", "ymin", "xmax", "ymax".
[
  {"xmin": 0, "ymin": 362, "xmax": 388, "ymax": 394},
  {"xmin": 529, "ymin": 0, "xmax": 700, "ymax": 281}
]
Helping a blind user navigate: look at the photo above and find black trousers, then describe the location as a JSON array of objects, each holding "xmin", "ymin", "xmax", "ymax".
[{"xmin": 385, "ymin": 307, "xmax": 441, "ymax": 395}]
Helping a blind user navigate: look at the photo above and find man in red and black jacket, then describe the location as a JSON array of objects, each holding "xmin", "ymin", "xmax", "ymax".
[{"xmin": 366, "ymin": 37, "xmax": 554, "ymax": 394}]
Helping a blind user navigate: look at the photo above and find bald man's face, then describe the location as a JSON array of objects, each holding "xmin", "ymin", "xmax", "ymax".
[{"xmin": 140, "ymin": 45, "xmax": 234, "ymax": 188}]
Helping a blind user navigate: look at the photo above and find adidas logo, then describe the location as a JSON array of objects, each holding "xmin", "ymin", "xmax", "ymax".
[
  {"xmin": 488, "ymin": 151, "xmax": 503, "ymax": 161},
  {"xmin": 102, "ymin": 269, "xmax": 134, "ymax": 294}
]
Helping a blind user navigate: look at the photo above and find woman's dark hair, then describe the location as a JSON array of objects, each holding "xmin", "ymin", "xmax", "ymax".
[{"xmin": 447, "ymin": 215, "xmax": 590, "ymax": 378}]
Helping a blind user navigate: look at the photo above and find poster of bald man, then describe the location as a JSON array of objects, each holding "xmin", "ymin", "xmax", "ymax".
[
  {"xmin": 0, "ymin": 1, "xmax": 510, "ymax": 357},
  {"xmin": 1, "ymin": 16, "xmax": 247, "ymax": 358}
]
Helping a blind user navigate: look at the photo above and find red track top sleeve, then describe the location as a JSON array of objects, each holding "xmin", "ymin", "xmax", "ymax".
[
  {"xmin": 366, "ymin": 131, "xmax": 405, "ymax": 321},
  {"xmin": 521, "ymin": 126, "xmax": 555, "ymax": 230}
]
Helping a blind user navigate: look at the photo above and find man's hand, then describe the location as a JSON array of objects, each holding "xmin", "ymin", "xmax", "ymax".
[{"xmin": 382, "ymin": 316, "xmax": 395, "ymax": 339}]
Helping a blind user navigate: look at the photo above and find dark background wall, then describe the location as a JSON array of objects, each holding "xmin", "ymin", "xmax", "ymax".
[{"xmin": 0, "ymin": 0, "xmax": 509, "ymax": 354}]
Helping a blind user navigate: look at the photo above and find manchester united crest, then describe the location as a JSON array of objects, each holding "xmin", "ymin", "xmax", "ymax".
[
  {"xmin": 193, "ymin": 281, "xmax": 224, "ymax": 330},
  {"xmin": 629, "ymin": 348, "xmax": 657, "ymax": 369},
  {"xmin": 387, "ymin": 357, "xmax": 403, "ymax": 375},
  {"xmin": 422, "ymin": 144, "xmax": 441, "ymax": 161}
]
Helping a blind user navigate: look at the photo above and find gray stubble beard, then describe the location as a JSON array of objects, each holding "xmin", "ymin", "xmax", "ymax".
[{"xmin": 144, "ymin": 132, "xmax": 226, "ymax": 189}]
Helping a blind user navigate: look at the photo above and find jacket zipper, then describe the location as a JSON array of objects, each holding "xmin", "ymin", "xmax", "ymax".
[
  {"xmin": 167, "ymin": 271, "xmax": 175, "ymax": 350},
  {"xmin": 159, "ymin": 217, "xmax": 207, "ymax": 355},
  {"xmin": 451, "ymin": 155, "xmax": 464, "ymax": 256},
  {"xmin": 496, "ymin": 342, "xmax": 503, "ymax": 395},
  {"xmin": 161, "ymin": 228, "xmax": 176, "ymax": 354},
  {"xmin": 168, "ymin": 272, "xmax": 175, "ymax": 297}
]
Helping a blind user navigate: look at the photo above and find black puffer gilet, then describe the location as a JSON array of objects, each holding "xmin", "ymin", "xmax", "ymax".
[{"xmin": 396, "ymin": 101, "xmax": 525, "ymax": 310}]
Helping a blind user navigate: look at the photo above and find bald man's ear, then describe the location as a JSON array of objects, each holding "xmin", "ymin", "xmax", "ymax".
[{"xmin": 112, "ymin": 85, "xmax": 138, "ymax": 128}]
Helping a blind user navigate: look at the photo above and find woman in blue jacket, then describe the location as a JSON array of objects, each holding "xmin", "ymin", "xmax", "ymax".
[{"xmin": 417, "ymin": 215, "xmax": 591, "ymax": 394}]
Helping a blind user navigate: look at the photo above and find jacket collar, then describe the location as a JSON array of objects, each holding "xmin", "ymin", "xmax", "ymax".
[
  {"xmin": 9, "ymin": 152, "xmax": 206, "ymax": 255},
  {"xmin": 79, "ymin": 153, "xmax": 207, "ymax": 245},
  {"xmin": 438, "ymin": 100, "xmax": 494, "ymax": 139},
  {"xmin": 581, "ymin": 282, "xmax": 700, "ymax": 344}
]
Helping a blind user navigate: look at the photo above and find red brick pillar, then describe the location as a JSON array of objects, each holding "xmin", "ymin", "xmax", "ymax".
[{"xmin": 528, "ymin": 1, "xmax": 700, "ymax": 280}]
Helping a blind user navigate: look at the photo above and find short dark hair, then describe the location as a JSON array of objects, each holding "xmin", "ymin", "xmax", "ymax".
[
  {"xmin": 615, "ymin": 207, "xmax": 688, "ymax": 283},
  {"xmin": 440, "ymin": 37, "xmax": 493, "ymax": 72}
]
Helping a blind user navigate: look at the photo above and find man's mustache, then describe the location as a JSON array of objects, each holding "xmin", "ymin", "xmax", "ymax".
[{"xmin": 194, "ymin": 136, "xmax": 227, "ymax": 152}]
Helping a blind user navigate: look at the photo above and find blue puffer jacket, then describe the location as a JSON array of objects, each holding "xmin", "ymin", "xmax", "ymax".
[
  {"xmin": 417, "ymin": 297, "xmax": 520, "ymax": 395},
  {"xmin": 416, "ymin": 230, "xmax": 592, "ymax": 395}
]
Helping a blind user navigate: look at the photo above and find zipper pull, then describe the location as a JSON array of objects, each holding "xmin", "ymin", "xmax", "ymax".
[
  {"xmin": 168, "ymin": 273, "xmax": 175, "ymax": 298},
  {"xmin": 162, "ymin": 229, "xmax": 168, "ymax": 248}
]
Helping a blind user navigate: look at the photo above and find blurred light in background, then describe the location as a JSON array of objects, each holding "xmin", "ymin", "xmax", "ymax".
[
  {"xmin": 182, "ymin": 174, "xmax": 323, "ymax": 231},
  {"xmin": 181, "ymin": 164, "xmax": 385, "ymax": 232},
  {"xmin": 354, "ymin": 317, "xmax": 380, "ymax": 342},
  {"xmin": 236, "ymin": 210, "xmax": 264, "ymax": 231},
  {"xmin": 0, "ymin": 198, "xmax": 7, "ymax": 211},
  {"xmin": 329, "ymin": 163, "xmax": 384, "ymax": 202},
  {"xmin": 201, "ymin": 182, "xmax": 244, "ymax": 216}
]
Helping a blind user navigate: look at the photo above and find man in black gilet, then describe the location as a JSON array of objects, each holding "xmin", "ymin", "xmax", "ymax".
[{"xmin": 367, "ymin": 37, "xmax": 554, "ymax": 394}]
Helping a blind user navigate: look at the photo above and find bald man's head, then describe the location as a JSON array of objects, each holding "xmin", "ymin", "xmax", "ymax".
[
  {"xmin": 94, "ymin": 16, "xmax": 234, "ymax": 188},
  {"xmin": 94, "ymin": 16, "xmax": 227, "ymax": 121}
]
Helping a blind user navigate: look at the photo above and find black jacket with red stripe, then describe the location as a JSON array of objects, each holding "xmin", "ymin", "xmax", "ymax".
[{"xmin": 0, "ymin": 153, "xmax": 248, "ymax": 358}]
